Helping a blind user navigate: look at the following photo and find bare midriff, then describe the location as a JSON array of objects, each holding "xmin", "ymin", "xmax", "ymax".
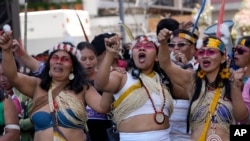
[
  {"xmin": 118, "ymin": 114, "xmax": 170, "ymax": 132},
  {"xmin": 191, "ymin": 123, "xmax": 229, "ymax": 141},
  {"xmin": 33, "ymin": 127, "xmax": 86, "ymax": 141}
]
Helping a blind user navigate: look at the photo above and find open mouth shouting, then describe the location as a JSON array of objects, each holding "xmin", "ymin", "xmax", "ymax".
[
  {"xmin": 201, "ymin": 60, "xmax": 211, "ymax": 68},
  {"xmin": 138, "ymin": 53, "xmax": 146, "ymax": 63}
]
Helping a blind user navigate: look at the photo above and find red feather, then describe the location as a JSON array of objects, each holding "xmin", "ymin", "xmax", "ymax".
[{"xmin": 216, "ymin": 0, "xmax": 226, "ymax": 38}]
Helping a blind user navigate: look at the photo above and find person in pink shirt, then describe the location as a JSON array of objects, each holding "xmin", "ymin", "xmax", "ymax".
[
  {"xmin": 242, "ymin": 79, "xmax": 250, "ymax": 115},
  {"xmin": 233, "ymin": 36, "xmax": 250, "ymax": 124}
]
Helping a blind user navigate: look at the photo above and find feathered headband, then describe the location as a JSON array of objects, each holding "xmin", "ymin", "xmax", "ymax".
[
  {"xmin": 205, "ymin": 37, "xmax": 225, "ymax": 53},
  {"xmin": 49, "ymin": 42, "xmax": 81, "ymax": 60},
  {"xmin": 131, "ymin": 35, "xmax": 159, "ymax": 47},
  {"xmin": 127, "ymin": 35, "xmax": 159, "ymax": 58}
]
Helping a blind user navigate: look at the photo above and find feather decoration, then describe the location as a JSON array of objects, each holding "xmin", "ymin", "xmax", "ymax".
[
  {"xmin": 220, "ymin": 23, "xmax": 230, "ymax": 45},
  {"xmin": 220, "ymin": 23, "xmax": 234, "ymax": 55},
  {"xmin": 192, "ymin": 0, "xmax": 207, "ymax": 33},
  {"xmin": 119, "ymin": 22, "xmax": 135, "ymax": 41},
  {"xmin": 216, "ymin": 0, "xmax": 226, "ymax": 38},
  {"xmin": 75, "ymin": 10, "xmax": 89, "ymax": 43},
  {"xmin": 196, "ymin": 38, "xmax": 203, "ymax": 49}
]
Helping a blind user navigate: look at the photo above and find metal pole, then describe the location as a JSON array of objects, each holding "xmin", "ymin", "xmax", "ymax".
[
  {"xmin": 11, "ymin": 0, "xmax": 21, "ymax": 40},
  {"xmin": 118, "ymin": 0, "xmax": 125, "ymax": 44},
  {"xmin": 23, "ymin": 0, "xmax": 28, "ymax": 74},
  {"xmin": 24, "ymin": 0, "xmax": 28, "ymax": 52}
]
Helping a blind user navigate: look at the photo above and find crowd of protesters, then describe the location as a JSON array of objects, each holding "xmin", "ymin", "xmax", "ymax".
[{"xmin": 0, "ymin": 16, "xmax": 250, "ymax": 141}]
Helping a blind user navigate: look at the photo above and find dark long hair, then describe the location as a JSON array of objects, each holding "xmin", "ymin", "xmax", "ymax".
[
  {"xmin": 186, "ymin": 60, "xmax": 231, "ymax": 133},
  {"xmin": 39, "ymin": 50, "xmax": 89, "ymax": 93}
]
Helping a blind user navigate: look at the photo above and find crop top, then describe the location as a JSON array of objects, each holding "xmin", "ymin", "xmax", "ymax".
[
  {"xmin": 114, "ymin": 72, "xmax": 170, "ymax": 119},
  {"xmin": 31, "ymin": 109, "xmax": 84, "ymax": 131}
]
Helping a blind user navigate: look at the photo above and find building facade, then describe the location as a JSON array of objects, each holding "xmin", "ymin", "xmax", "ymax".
[{"xmin": 211, "ymin": 0, "xmax": 242, "ymax": 22}]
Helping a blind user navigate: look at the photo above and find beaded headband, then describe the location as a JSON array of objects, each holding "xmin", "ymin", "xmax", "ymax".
[
  {"xmin": 237, "ymin": 36, "xmax": 250, "ymax": 48},
  {"xmin": 129, "ymin": 35, "xmax": 159, "ymax": 58},
  {"xmin": 49, "ymin": 43, "xmax": 81, "ymax": 60},
  {"xmin": 202, "ymin": 37, "xmax": 225, "ymax": 53}
]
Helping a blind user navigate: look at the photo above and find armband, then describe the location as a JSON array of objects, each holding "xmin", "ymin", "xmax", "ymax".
[
  {"xmin": 5, "ymin": 124, "xmax": 20, "ymax": 130},
  {"xmin": 3, "ymin": 124, "xmax": 20, "ymax": 135}
]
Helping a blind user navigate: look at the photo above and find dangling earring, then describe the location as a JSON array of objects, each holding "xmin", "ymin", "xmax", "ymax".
[
  {"xmin": 197, "ymin": 70, "xmax": 206, "ymax": 79},
  {"xmin": 49, "ymin": 70, "xmax": 52, "ymax": 77},
  {"xmin": 68, "ymin": 72, "xmax": 75, "ymax": 80},
  {"xmin": 219, "ymin": 67, "xmax": 230, "ymax": 79}
]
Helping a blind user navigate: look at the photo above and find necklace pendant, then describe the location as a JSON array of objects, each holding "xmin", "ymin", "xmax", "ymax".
[
  {"xmin": 207, "ymin": 133, "xmax": 222, "ymax": 141},
  {"xmin": 154, "ymin": 112, "xmax": 165, "ymax": 124}
]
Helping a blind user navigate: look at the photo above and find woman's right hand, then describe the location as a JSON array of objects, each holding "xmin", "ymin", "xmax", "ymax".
[{"xmin": 0, "ymin": 30, "xmax": 13, "ymax": 51}]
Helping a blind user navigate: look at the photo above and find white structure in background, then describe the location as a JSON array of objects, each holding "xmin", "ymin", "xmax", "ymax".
[
  {"xmin": 84, "ymin": 0, "xmax": 99, "ymax": 16},
  {"xmin": 19, "ymin": 9, "xmax": 90, "ymax": 55},
  {"xmin": 211, "ymin": 0, "xmax": 241, "ymax": 22},
  {"xmin": 83, "ymin": 0, "xmax": 193, "ymax": 42},
  {"xmin": 90, "ymin": 15, "xmax": 145, "ymax": 40}
]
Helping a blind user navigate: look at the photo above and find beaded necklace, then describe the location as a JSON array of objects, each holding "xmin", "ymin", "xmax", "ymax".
[{"xmin": 142, "ymin": 75, "xmax": 166, "ymax": 124}]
